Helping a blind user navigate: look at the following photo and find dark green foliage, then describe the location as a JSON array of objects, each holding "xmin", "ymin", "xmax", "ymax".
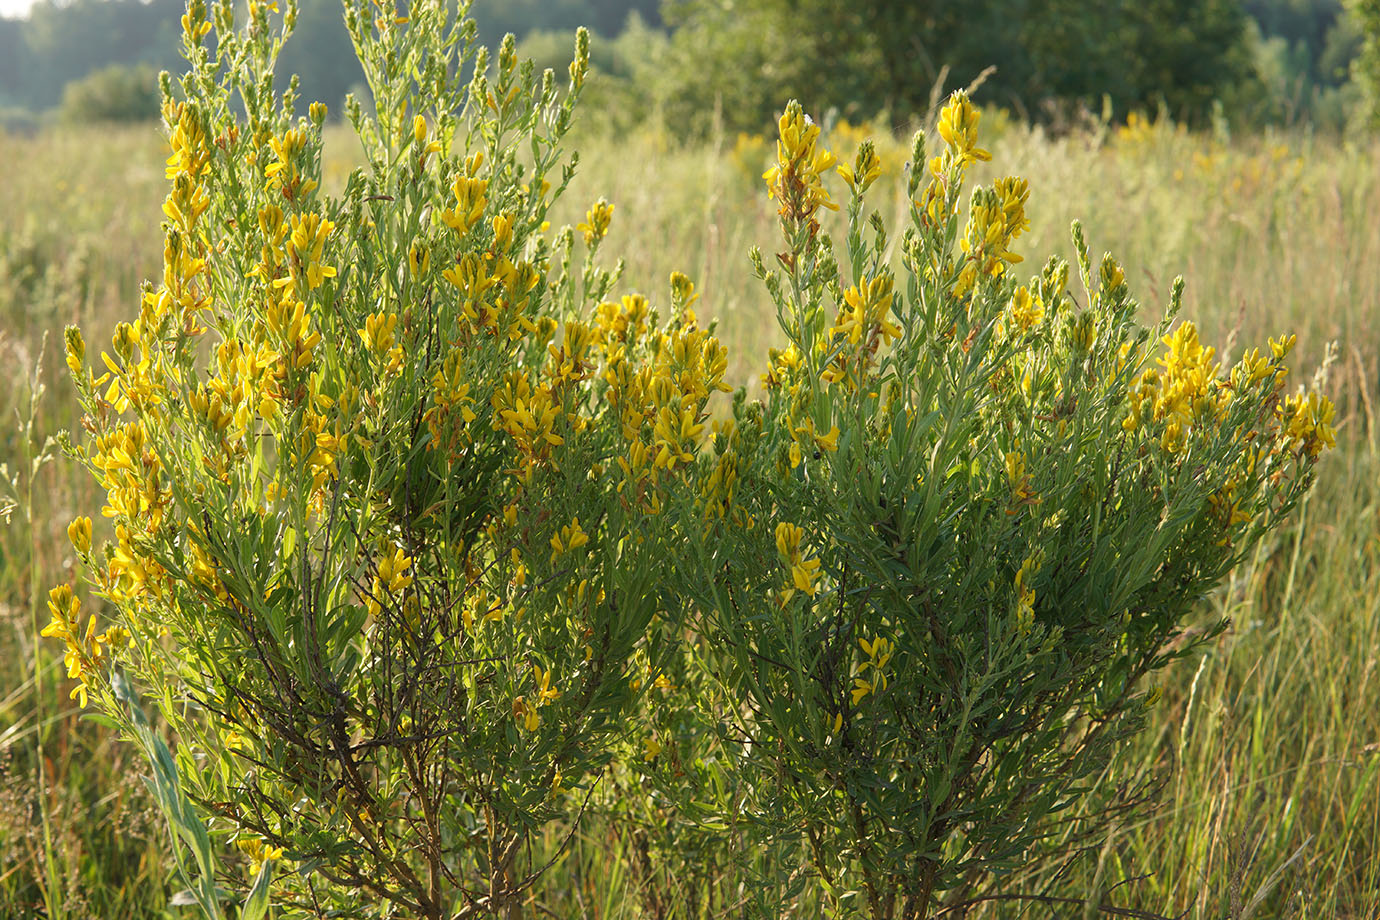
[
  {"xmin": 1350, "ymin": 0, "xmax": 1380, "ymax": 124},
  {"xmin": 1244, "ymin": 0, "xmax": 1361, "ymax": 126},
  {"xmin": 276, "ymin": 0, "xmax": 366, "ymax": 111},
  {"xmin": 59, "ymin": 64, "xmax": 160, "ymax": 123},
  {"xmin": 660, "ymin": 0, "xmax": 1258, "ymax": 131},
  {"xmin": 471, "ymin": 0, "xmax": 660, "ymax": 47},
  {"xmin": 10, "ymin": 0, "xmax": 184, "ymax": 110}
]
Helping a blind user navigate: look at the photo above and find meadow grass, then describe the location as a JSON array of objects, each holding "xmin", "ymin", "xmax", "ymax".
[{"xmin": 0, "ymin": 115, "xmax": 1377, "ymax": 918}]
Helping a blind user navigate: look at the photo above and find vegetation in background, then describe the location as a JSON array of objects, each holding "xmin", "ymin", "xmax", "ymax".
[
  {"xmin": 1248, "ymin": 0, "xmax": 1361, "ymax": 125},
  {"xmin": 58, "ymin": 63, "xmax": 161, "ymax": 123},
  {"xmin": 660, "ymin": 0, "xmax": 1257, "ymax": 130},
  {"xmin": 1349, "ymin": 0, "xmax": 1380, "ymax": 122},
  {"xmin": 0, "ymin": 0, "xmax": 1376, "ymax": 132}
]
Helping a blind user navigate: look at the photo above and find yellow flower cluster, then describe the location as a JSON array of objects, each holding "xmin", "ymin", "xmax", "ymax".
[
  {"xmin": 494, "ymin": 373, "xmax": 565, "ymax": 473},
  {"xmin": 264, "ymin": 127, "xmax": 318, "ymax": 202},
  {"xmin": 358, "ymin": 310, "xmax": 403, "ymax": 372},
  {"xmin": 513, "ymin": 664, "xmax": 562, "ymax": 732},
  {"xmin": 366, "ymin": 543, "xmax": 414, "ymax": 617},
  {"xmin": 698, "ymin": 420, "xmax": 741, "ymax": 525},
  {"xmin": 1006, "ymin": 285, "xmax": 1045, "ymax": 334},
  {"xmin": 1280, "ymin": 391, "xmax": 1337, "ymax": 458},
  {"xmin": 577, "ymin": 198, "xmax": 614, "ymax": 246},
  {"xmin": 1014, "ymin": 555, "xmax": 1040, "ymax": 636},
  {"xmin": 956, "ymin": 178, "xmax": 1030, "ymax": 296},
  {"xmin": 605, "ymin": 302, "xmax": 729, "ymax": 512},
  {"xmin": 1004, "ymin": 450, "xmax": 1037, "ymax": 511},
  {"xmin": 549, "ymin": 517, "xmax": 590, "ymax": 563},
  {"xmin": 764, "ymin": 101, "xmax": 838, "ymax": 230},
  {"xmin": 824, "ymin": 273, "xmax": 902, "ymax": 387},
  {"xmin": 236, "ymin": 836, "xmax": 285, "ymax": 874},
  {"xmin": 838, "ymin": 140, "xmax": 882, "ymax": 196},
  {"xmin": 164, "ymin": 99, "xmax": 211, "ymax": 180},
  {"xmin": 851, "ymin": 636, "xmax": 893, "ymax": 705},
  {"xmin": 39, "ymin": 585, "xmax": 127, "ymax": 707},
  {"xmin": 932, "ymin": 92, "xmax": 991, "ymax": 176},
  {"xmin": 1124, "ymin": 321, "xmax": 1337, "ymax": 473},
  {"xmin": 594, "ymin": 294, "xmax": 651, "ymax": 349},
  {"xmin": 774, "ymin": 522, "xmax": 821, "ymax": 601},
  {"xmin": 426, "ymin": 350, "xmax": 478, "ymax": 459},
  {"xmin": 283, "ymin": 212, "xmax": 336, "ymax": 293},
  {"xmin": 762, "ymin": 343, "xmax": 803, "ymax": 392},
  {"xmin": 442, "ymin": 153, "xmax": 488, "ymax": 234},
  {"xmin": 1124, "ymin": 322, "xmax": 1229, "ymax": 452}
]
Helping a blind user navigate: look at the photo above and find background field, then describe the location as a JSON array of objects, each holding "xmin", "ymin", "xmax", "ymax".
[{"xmin": 2, "ymin": 107, "xmax": 1379, "ymax": 916}]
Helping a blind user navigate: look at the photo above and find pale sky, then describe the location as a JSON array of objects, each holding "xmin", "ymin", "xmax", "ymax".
[{"xmin": 0, "ymin": 0, "xmax": 35, "ymax": 18}]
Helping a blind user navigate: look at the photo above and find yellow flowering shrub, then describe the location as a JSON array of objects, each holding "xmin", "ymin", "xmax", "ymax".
[
  {"xmin": 43, "ymin": 2, "xmax": 1333, "ymax": 917},
  {"xmin": 48, "ymin": 0, "xmax": 726, "ymax": 916},
  {"xmin": 662, "ymin": 96, "xmax": 1334, "ymax": 918}
]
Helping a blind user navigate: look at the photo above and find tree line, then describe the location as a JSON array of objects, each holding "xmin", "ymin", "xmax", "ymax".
[{"xmin": 0, "ymin": 0, "xmax": 1370, "ymax": 130}]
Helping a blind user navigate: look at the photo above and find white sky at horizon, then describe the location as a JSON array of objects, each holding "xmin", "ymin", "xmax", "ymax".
[{"xmin": 0, "ymin": 0, "xmax": 36, "ymax": 19}]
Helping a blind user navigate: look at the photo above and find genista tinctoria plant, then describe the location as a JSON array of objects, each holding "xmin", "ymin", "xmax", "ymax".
[
  {"xmin": 660, "ymin": 99, "xmax": 1335, "ymax": 919},
  {"xmin": 41, "ymin": 0, "xmax": 1336, "ymax": 917},
  {"xmin": 45, "ymin": 0, "xmax": 728, "ymax": 917}
]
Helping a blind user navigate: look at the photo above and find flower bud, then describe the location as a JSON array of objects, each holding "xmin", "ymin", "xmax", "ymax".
[
  {"xmin": 64, "ymin": 325, "xmax": 86, "ymax": 376},
  {"xmin": 68, "ymin": 517, "xmax": 93, "ymax": 554}
]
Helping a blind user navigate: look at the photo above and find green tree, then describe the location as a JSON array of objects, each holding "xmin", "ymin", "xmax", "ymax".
[
  {"xmin": 660, "ymin": 0, "xmax": 1256, "ymax": 131},
  {"xmin": 276, "ymin": 0, "xmax": 366, "ymax": 112},
  {"xmin": 1349, "ymin": 0, "xmax": 1380, "ymax": 124},
  {"xmin": 470, "ymin": 0, "xmax": 659, "ymax": 47},
  {"xmin": 58, "ymin": 63, "xmax": 159, "ymax": 123},
  {"xmin": 20, "ymin": 0, "xmax": 184, "ymax": 109},
  {"xmin": 0, "ymin": 19, "xmax": 28, "ymax": 109}
]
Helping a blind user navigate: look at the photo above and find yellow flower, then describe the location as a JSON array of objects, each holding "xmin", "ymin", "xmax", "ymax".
[
  {"xmin": 1004, "ymin": 450, "xmax": 1036, "ymax": 508},
  {"xmin": 67, "ymin": 517, "xmax": 93, "ymax": 554},
  {"xmin": 764, "ymin": 102, "xmax": 838, "ymax": 221},
  {"xmin": 851, "ymin": 677, "xmax": 874, "ymax": 705},
  {"xmin": 550, "ymin": 517, "xmax": 590, "ymax": 563},
  {"xmin": 407, "ymin": 241, "xmax": 430, "ymax": 276},
  {"xmin": 577, "ymin": 199, "xmax": 614, "ymax": 246},
  {"xmin": 358, "ymin": 311, "xmax": 399, "ymax": 356},
  {"xmin": 41, "ymin": 585, "xmax": 79, "ymax": 640},
  {"xmin": 285, "ymin": 212, "xmax": 336, "ymax": 291},
  {"xmin": 533, "ymin": 664, "xmax": 560, "ymax": 705},
  {"xmin": 513, "ymin": 696, "xmax": 539, "ymax": 731},
  {"xmin": 831, "ymin": 274, "xmax": 900, "ymax": 347},
  {"xmin": 934, "ymin": 91, "xmax": 991, "ymax": 173},
  {"xmin": 1008, "ymin": 286, "xmax": 1044, "ymax": 332},
  {"xmin": 838, "ymin": 140, "xmax": 882, "ymax": 195},
  {"xmin": 851, "ymin": 635, "xmax": 893, "ymax": 705},
  {"xmin": 236, "ymin": 836, "xmax": 285, "ymax": 873},
  {"xmin": 64, "ymin": 325, "xmax": 86, "ymax": 377},
  {"xmin": 858, "ymin": 635, "xmax": 893, "ymax": 671},
  {"xmin": 1014, "ymin": 555, "xmax": 1040, "ymax": 635},
  {"xmin": 774, "ymin": 522, "xmax": 821, "ymax": 596},
  {"xmin": 367, "ymin": 543, "xmax": 414, "ymax": 616},
  {"xmin": 1280, "ymin": 391, "xmax": 1337, "ymax": 458},
  {"xmin": 442, "ymin": 165, "xmax": 489, "ymax": 234}
]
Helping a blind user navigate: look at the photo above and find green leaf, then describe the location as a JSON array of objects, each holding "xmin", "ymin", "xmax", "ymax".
[{"xmin": 240, "ymin": 859, "xmax": 273, "ymax": 920}]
